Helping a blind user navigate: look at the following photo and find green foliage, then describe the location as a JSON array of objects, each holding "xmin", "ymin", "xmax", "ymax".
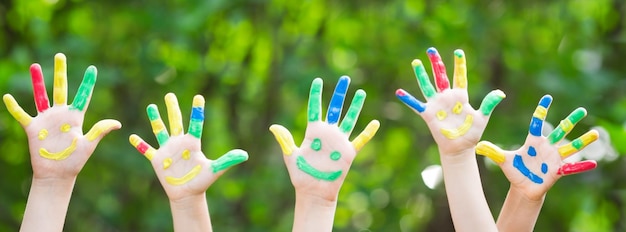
[{"xmin": 1, "ymin": 0, "xmax": 625, "ymax": 231}]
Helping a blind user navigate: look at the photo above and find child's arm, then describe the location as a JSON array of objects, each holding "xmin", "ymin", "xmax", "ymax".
[
  {"xmin": 129, "ymin": 93, "xmax": 248, "ymax": 232},
  {"xmin": 3, "ymin": 53, "xmax": 121, "ymax": 232},
  {"xmin": 395, "ymin": 48, "xmax": 505, "ymax": 232},
  {"xmin": 476, "ymin": 95, "xmax": 598, "ymax": 232},
  {"xmin": 269, "ymin": 76, "xmax": 380, "ymax": 232}
]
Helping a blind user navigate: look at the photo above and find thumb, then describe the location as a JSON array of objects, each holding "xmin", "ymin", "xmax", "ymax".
[
  {"xmin": 85, "ymin": 119, "xmax": 122, "ymax": 143},
  {"xmin": 269, "ymin": 124, "xmax": 297, "ymax": 156},
  {"xmin": 210, "ymin": 149, "xmax": 249, "ymax": 174}
]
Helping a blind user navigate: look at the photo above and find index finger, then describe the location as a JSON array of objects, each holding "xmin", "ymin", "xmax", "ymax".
[
  {"xmin": 529, "ymin": 95, "xmax": 553, "ymax": 136},
  {"xmin": 70, "ymin": 65, "xmax": 97, "ymax": 111}
]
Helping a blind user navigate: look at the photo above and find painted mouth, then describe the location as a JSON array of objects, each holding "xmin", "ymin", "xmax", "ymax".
[
  {"xmin": 165, "ymin": 164, "xmax": 202, "ymax": 185},
  {"xmin": 440, "ymin": 115, "xmax": 473, "ymax": 139},
  {"xmin": 39, "ymin": 137, "xmax": 78, "ymax": 160},
  {"xmin": 296, "ymin": 156, "xmax": 342, "ymax": 181},
  {"xmin": 513, "ymin": 155, "xmax": 544, "ymax": 184}
]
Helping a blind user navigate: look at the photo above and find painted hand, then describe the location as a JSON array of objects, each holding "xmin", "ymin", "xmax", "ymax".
[
  {"xmin": 3, "ymin": 53, "xmax": 121, "ymax": 179},
  {"xmin": 129, "ymin": 93, "xmax": 248, "ymax": 201},
  {"xmin": 269, "ymin": 76, "xmax": 380, "ymax": 201},
  {"xmin": 476, "ymin": 95, "xmax": 598, "ymax": 200},
  {"xmin": 396, "ymin": 48, "xmax": 505, "ymax": 155}
]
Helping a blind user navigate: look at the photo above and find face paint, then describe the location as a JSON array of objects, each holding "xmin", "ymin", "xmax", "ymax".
[
  {"xmin": 147, "ymin": 105, "xmax": 169, "ymax": 145},
  {"xmin": 547, "ymin": 108, "xmax": 587, "ymax": 144},
  {"xmin": 326, "ymin": 76, "xmax": 350, "ymax": 124},
  {"xmin": 395, "ymin": 89, "xmax": 426, "ymax": 113},
  {"xmin": 453, "ymin": 49, "xmax": 467, "ymax": 89},
  {"xmin": 188, "ymin": 95, "xmax": 205, "ymax": 138},
  {"xmin": 30, "ymin": 64, "xmax": 50, "ymax": 113},
  {"xmin": 338, "ymin": 89, "xmax": 365, "ymax": 135},
  {"xmin": 165, "ymin": 164, "xmax": 202, "ymax": 185},
  {"xmin": 440, "ymin": 115, "xmax": 473, "ymax": 139},
  {"xmin": 308, "ymin": 78, "xmax": 323, "ymax": 122},
  {"xmin": 296, "ymin": 156, "xmax": 342, "ymax": 181},
  {"xmin": 529, "ymin": 95, "xmax": 552, "ymax": 136},
  {"xmin": 70, "ymin": 66, "xmax": 97, "ymax": 111},
  {"xmin": 163, "ymin": 158, "xmax": 173, "ymax": 169},
  {"xmin": 478, "ymin": 90, "xmax": 506, "ymax": 116},
  {"xmin": 311, "ymin": 138, "xmax": 322, "ymax": 151},
  {"xmin": 512, "ymin": 146, "xmax": 546, "ymax": 184},
  {"xmin": 211, "ymin": 149, "xmax": 249, "ymax": 173},
  {"xmin": 39, "ymin": 138, "xmax": 78, "ymax": 160},
  {"xmin": 329, "ymin": 151, "xmax": 341, "ymax": 161},
  {"xmin": 412, "ymin": 59, "xmax": 436, "ymax": 99},
  {"xmin": 165, "ymin": 93, "xmax": 183, "ymax": 136},
  {"xmin": 60, "ymin": 123, "xmax": 71, "ymax": 133},
  {"xmin": 38, "ymin": 129, "xmax": 48, "ymax": 140},
  {"xmin": 182, "ymin": 149, "xmax": 191, "ymax": 160},
  {"xmin": 53, "ymin": 53, "xmax": 68, "ymax": 105},
  {"xmin": 426, "ymin": 47, "xmax": 450, "ymax": 92},
  {"xmin": 436, "ymin": 110, "xmax": 447, "ymax": 120}
]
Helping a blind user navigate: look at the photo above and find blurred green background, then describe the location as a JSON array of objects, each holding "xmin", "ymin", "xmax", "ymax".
[{"xmin": 1, "ymin": 0, "xmax": 625, "ymax": 231}]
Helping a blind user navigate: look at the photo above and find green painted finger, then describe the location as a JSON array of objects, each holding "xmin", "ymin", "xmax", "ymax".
[
  {"xmin": 211, "ymin": 149, "xmax": 249, "ymax": 173},
  {"xmin": 70, "ymin": 65, "xmax": 97, "ymax": 111},
  {"xmin": 478, "ymin": 90, "xmax": 506, "ymax": 116},
  {"xmin": 308, "ymin": 78, "xmax": 323, "ymax": 122},
  {"xmin": 147, "ymin": 104, "xmax": 170, "ymax": 146},
  {"xmin": 412, "ymin": 59, "xmax": 436, "ymax": 99},
  {"xmin": 547, "ymin": 107, "xmax": 587, "ymax": 144},
  {"xmin": 188, "ymin": 95, "xmax": 205, "ymax": 139},
  {"xmin": 339, "ymin": 89, "xmax": 366, "ymax": 136}
]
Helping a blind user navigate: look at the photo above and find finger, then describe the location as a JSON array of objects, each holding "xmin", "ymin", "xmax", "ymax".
[
  {"xmin": 557, "ymin": 160, "xmax": 597, "ymax": 175},
  {"xmin": 478, "ymin": 89, "xmax": 506, "ymax": 116},
  {"xmin": 395, "ymin": 89, "xmax": 426, "ymax": 113},
  {"xmin": 475, "ymin": 141, "xmax": 506, "ymax": 164},
  {"xmin": 426, "ymin": 47, "xmax": 450, "ymax": 92},
  {"xmin": 547, "ymin": 107, "xmax": 587, "ymax": 144},
  {"xmin": 411, "ymin": 59, "xmax": 437, "ymax": 99},
  {"xmin": 30, "ymin": 64, "xmax": 50, "ymax": 112},
  {"xmin": 308, "ymin": 78, "xmax": 323, "ymax": 122},
  {"xmin": 188, "ymin": 95, "xmax": 205, "ymax": 139},
  {"xmin": 529, "ymin": 95, "xmax": 552, "ymax": 136},
  {"xmin": 326, "ymin": 75, "xmax": 350, "ymax": 124},
  {"xmin": 558, "ymin": 130, "xmax": 599, "ymax": 158},
  {"xmin": 85, "ymin": 119, "xmax": 122, "ymax": 142},
  {"xmin": 351, "ymin": 120, "xmax": 380, "ymax": 151},
  {"xmin": 129, "ymin": 134, "xmax": 156, "ymax": 160},
  {"xmin": 147, "ymin": 104, "xmax": 170, "ymax": 146},
  {"xmin": 70, "ymin": 65, "xmax": 97, "ymax": 111},
  {"xmin": 452, "ymin": 49, "xmax": 467, "ymax": 89},
  {"xmin": 339, "ymin": 89, "xmax": 366, "ymax": 136},
  {"xmin": 211, "ymin": 149, "xmax": 249, "ymax": 173},
  {"xmin": 53, "ymin": 53, "xmax": 68, "ymax": 105},
  {"xmin": 269, "ymin": 124, "xmax": 297, "ymax": 156},
  {"xmin": 3, "ymin": 94, "xmax": 33, "ymax": 126},
  {"xmin": 164, "ymin": 93, "xmax": 184, "ymax": 136}
]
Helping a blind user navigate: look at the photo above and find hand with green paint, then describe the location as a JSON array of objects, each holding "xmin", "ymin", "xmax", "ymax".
[
  {"xmin": 476, "ymin": 95, "xmax": 598, "ymax": 231},
  {"xmin": 128, "ymin": 93, "xmax": 248, "ymax": 232},
  {"xmin": 270, "ymin": 76, "xmax": 379, "ymax": 232},
  {"xmin": 3, "ymin": 53, "xmax": 121, "ymax": 232}
]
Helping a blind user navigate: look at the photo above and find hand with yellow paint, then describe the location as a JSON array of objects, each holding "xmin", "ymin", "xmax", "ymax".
[
  {"xmin": 3, "ymin": 53, "xmax": 121, "ymax": 232},
  {"xmin": 129, "ymin": 93, "xmax": 248, "ymax": 232},
  {"xmin": 269, "ymin": 76, "xmax": 379, "ymax": 232},
  {"xmin": 476, "ymin": 95, "xmax": 598, "ymax": 232}
]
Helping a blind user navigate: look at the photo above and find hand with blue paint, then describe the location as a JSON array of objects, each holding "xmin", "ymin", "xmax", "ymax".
[
  {"xmin": 3, "ymin": 54, "xmax": 121, "ymax": 232},
  {"xmin": 396, "ymin": 48, "xmax": 504, "ymax": 231},
  {"xmin": 270, "ymin": 76, "xmax": 380, "ymax": 232},
  {"xmin": 476, "ymin": 95, "xmax": 598, "ymax": 231},
  {"xmin": 129, "ymin": 93, "xmax": 248, "ymax": 232}
]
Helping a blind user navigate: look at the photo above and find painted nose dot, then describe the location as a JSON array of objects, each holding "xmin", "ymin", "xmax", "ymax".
[
  {"xmin": 436, "ymin": 110, "xmax": 447, "ymax": 120},
  {"xmin": 163, "ymin": 158, "xmax": 173, "ymax": 169},
  {"xmin": 38, "ymin": 129, "xmax": 48, "ymax": 140},
  {"xmin": 60, "ymin": 123, "xmax": 72, "ymax": 133},
  {"xmin": 182, "ymin": 150, "xmax": 191, "ymax": 160},
  {"xmin": 541, "ymin": 163, "xmax": 548, "ymax": 174},
  {"xmin": 330, "ymin": 151, "xmax": 341, "ymax": 161},
  {"xmin": 311, "ymin": 138, "xmax": 322, "ymax": 151},
  {"xmin": 452, "ymin": 102, "xmax": 463, "ymax": 114},
  {"xmin": 527, "ymin": 146, "xmax": 537, "ymax": 157}
]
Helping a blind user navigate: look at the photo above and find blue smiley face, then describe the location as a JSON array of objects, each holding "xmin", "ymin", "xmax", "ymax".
[{"xmin": 512, "ymin": 146, "xmax": 548, "ymax": 184}]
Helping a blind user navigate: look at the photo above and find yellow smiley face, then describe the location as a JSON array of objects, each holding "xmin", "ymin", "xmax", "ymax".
[
  {"xmin": 436, "ymin": 102, "xmax": 474, "ymax": 139},
  {"xmin": 163, "ymin": 149, "xmax": 202, "ymax": 185},
  {"xmin": 37, "ymin": 123, "xmax": 78, "ymax": 160}
]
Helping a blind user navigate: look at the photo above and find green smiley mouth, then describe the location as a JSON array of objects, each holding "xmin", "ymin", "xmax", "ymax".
[{"xmin": 296, "ymin": 156, "xmax": 342, "ymax": 181}]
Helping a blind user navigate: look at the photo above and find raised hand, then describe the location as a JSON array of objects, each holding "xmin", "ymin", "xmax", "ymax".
[
  {"xmin": 129, "ymin": 93, "xmax": 248, "ymax": 201},
  {"xmin": 395, "ymin": 48, "xmax": 505, "ymax": 155},
  {"xmin": 3, "ymin": 53, "xmax": 121, "ymax": 179},
  {"xmin": 269, "ymin": 76, "xmax": 380, "ymax": 201},
  {"xmin": 476, "ymin": 95, "xmax": 598, "ymax": 200}
]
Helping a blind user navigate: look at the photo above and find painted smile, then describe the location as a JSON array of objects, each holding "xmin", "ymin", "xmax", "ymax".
[
  {"xmin": 39, "ymin": 137, "xmax": 78, "ymax": 160},
  {"xmin": 513, "ymin": 155, "xmax": 544, "ymax": 184},
  {"xmin": 165, "ymin": 164, "xmax": 202, "ymax": 185},
  {"xmin": 296, "ymin": 156, "xmax": 342, "ymax": 181},
  {"xmin": 440, "ymin": 115, "xmax": 473, "ymax": 139}
]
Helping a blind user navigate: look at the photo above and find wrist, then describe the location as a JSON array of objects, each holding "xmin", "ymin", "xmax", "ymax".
[
  {"xmin": 295, "ymin": 191, "xmax": 338, "ymax": 208},
  {"xmin": 31, "ymin": 176, "xmax": 77, "ymax": 189},
  {"xmin": 439, "ymin": 147, "xmax": 477, "ymax": 164},
  {"xmin": 508, "ymin": 185, "xmax": 546, "ymax": 203},
  {"xmin": 169, "ymin": 193, "xmax": 208, "ymax": 210}
]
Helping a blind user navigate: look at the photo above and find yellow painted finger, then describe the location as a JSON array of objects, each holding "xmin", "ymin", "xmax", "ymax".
[
  {"xmin": 129, "ymin": 134, "xmax": 157, "ymax": 160},
  {"xmin": 475, "ymin": 141, "xmax": 506, "ymax": 164},
  {"xmin": 453, "ymin": 49, "xmax": 467, "ymax": 89},
  {"xmin": 53, "ymin": 53, "xmax": 68, "ymax": 105},
  {"xmin": 85, "ymin": 119, "xmax": 122, "ymax": 141},
  {"xmin": 164, "ymin": 93, "xmax": 183, "ymax": 136},
  {"xmin": 3, "ymin": 94, "xmax": 32, "ymax": 126},
  {"xmin": 558, "ymin": 130, "xmax": 599, "ymax": 158},
  {"xmin": 352, "ymin": 120, "xmax": 380, "ymax": 151},
  {"xmin": 269, "ymin": 124, "xmax": 297, "ymax": 156}
]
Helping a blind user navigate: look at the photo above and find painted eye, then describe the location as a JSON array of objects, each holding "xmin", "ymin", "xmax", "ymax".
[
  {"xmin": 311, "ymin": 138, "xmax": 322, "ymax": 151},
  {"xmin": 60, "ymin": 123, "xmax": 71, "ymax": 133},
  {"xmin": 38, "ymin": 129, "xmax": 48, "ymax": 140},
  {"xmin": 436, "ymin": 110, "xmax": 447, "ymax": 120},
  {"xmin": 330, "ymin": 151, "xmax": 341, "ymax": 161},
  {"xmin": 452, "ymin": 102, "xmax": 463, "ymax": 114}
]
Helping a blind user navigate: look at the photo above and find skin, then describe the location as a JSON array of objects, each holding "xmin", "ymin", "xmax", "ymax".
[
  {"xmin": 3, "ymin": 53, "xmax": 121, "ymax": 232},
  {"xmin": 270, "ymin": 76, "xmax": 379, "ymax": 232},
  {"xmin": 396, "ymin": 48, "xmax": 504, "ymax": 232},
  {"xmin": 476, "ymin": 95, "xmax": 598, "ymax": 232},
  {"xmin": 129, "ymin": 93, "xmax": 248, "ymax": 232}
]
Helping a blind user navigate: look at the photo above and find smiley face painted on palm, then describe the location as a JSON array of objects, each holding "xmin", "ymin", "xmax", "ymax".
[
  {"xmin": 513, "ymin": 146, "xmax": 549, "ymax": 184},
  {"xmin": 295, "ymin": 122, "xmax": 355, "ymax": 181},
  {"xmin": 33, "ymin": 111, "xmax": 81, "ymax": 161}
]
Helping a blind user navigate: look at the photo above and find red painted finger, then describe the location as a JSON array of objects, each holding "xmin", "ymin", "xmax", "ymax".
[
  {"xmin": 557, "ymin": 160, "xmax": 597, "ymax": 175},
  {"xmin": 426, "ymin": 47, "xmax": 450, "ymax": 92},
  {"xmin": 30, "ymin": 64, "xmax": 50, "ymax": 112}
]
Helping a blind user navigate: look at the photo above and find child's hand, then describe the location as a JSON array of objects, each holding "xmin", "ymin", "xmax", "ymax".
[
  {"xmin": 270, "ymin": 76, "xmax": 380, "ymax": 201},
  {"xmin": 129, "ymin": 93, "xmax": 248, "ymax": 201},
  {"xmin": 3, "ymin": 53, "xmax": 121, "ymax": 180},
  {"xmin": 395, "ymin": 48, "xmax": 505, "ymax": 155},
  {"xmin": 476, "ymin": 95, "xmax": 598, "ymax": 200}
]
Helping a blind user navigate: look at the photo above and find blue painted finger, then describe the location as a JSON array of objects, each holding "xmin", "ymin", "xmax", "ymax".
[
  {"xmin": 326, "ymin": 76, "xmax": 350, "ymax": 124},
  {"xmin": 529, "ymin": 95, "xmax": 552, "ymax": 136},
  {"xmin": 395, "ymin": 89, "xmax": 426, "ymax": 113}
]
